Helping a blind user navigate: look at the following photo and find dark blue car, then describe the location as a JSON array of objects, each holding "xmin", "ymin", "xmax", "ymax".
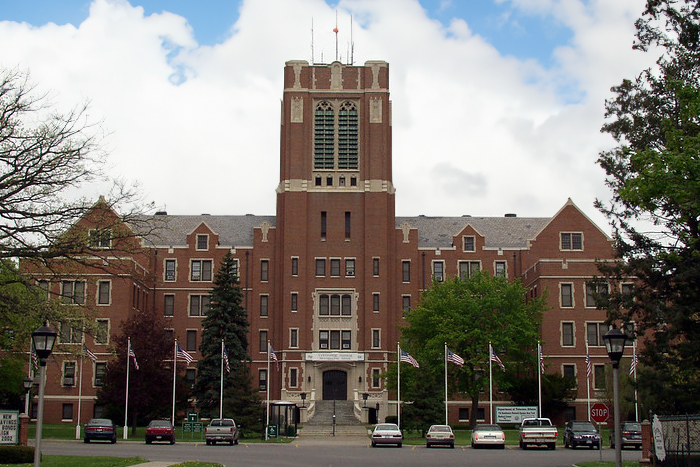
[{"xmin": 84, "ymin": 418, "xmax": 117, "ymax": 443}]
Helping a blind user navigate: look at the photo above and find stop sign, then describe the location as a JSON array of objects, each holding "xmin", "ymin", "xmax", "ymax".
[{"xmin": 590, "ymin": 403, "xmax": 609, "ymax": 423}]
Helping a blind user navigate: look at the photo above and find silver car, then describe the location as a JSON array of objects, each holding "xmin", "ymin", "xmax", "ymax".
[
  {"xmin": 471, "ymin": 424, "xmax": 506, "ymax": 449},
  {"xmin": 371, "ymin": 423, "xmax": 403, "ymax": 447},
  {"xmin": 426, "ymin": 424, "xmax": 455, "ymax": 448}
]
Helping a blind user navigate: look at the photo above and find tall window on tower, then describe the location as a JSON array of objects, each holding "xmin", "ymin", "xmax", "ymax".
[{"xmin": 314, "ymin": 101, "xmax": 358, "ymax": 170}]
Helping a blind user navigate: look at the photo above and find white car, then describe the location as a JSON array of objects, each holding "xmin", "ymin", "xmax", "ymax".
[
  {"xmin": 471, "ymin": 424, "xmax": 506, "ymax": 449},
  {"xmin": 426, "ymin": 424, "xmax": 455, "ymax": 448},
  {"xmin": 371, "ymin": 423, "xmax": 403, "ymax": 447}
]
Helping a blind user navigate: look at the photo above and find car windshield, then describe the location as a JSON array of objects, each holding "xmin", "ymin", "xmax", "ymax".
[
  {"xmin": 524, "ymin": 419, "xmax": 550, "ymax": 426},
  {"xmin": 623, "ymin": 423, "xmax": 641, "ymax": 431},
  {"xmin": 375, "ymin": 424, "xmax": 398, "ymax": 431},
  {"xmin": 212, "ymin": 419, "xmax": 234, "ymax": 426},
  {"xmin": 475, "ymin": 424, "xmax": 501, "ymax": 431},
  {"xmin": 572, "ymin": 422, "xmax": 596, "ymax": 431},
  {"xmin": 149, "ymin": 421, "xmax": 171, "ymax": 428},
  {"xmin": 87, "ymin": 419, "xmax": 111, "ymax": 425},
  {"xmin": 429, "ymin": 426, "xmax": 451, "ymax": 432}
]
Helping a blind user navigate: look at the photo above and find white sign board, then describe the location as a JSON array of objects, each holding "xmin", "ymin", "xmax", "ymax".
[
  {"xmin": 305, "ymin": 352, "xmax": 365, "ymax": 362},
  {"xmin": 496, "ymin": 406, "xmax": 538, "ymax": 424},
  {"xmin": 0, "ymin": 411, "xmax": 19, "ymax": 445},
  {"xmin": 652, "ymin": 414, "xmax": 666, "ymax": 461}
]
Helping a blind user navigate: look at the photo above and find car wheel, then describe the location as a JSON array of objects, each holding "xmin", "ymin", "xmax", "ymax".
[
  {"xmin": 84, "ymin": 438, "xmax": 89, "ymax": 443},
  {"xmin": 170, "ymin": 438, "xmax": 175, "ymax": 445},
  {"xmin": 426, "ymin": 443, "xmax": 430, "ymax": 448},
  {"xmin": 371, "ymin": 441, "xmax": 376, "ymax": 447},
  {"xmin": 397, "ymin": 443, "xmax": 402, "ymax": 448},
  {"xmin": 450, "ymin": 443, "xmax": 454, "ymax": 449},
  {"xmin": 146, "ymin": 439, "xmax": 152, "ymax": 444},
  {"xmin": 500, "ymin": 444, "xmax": 505, "ymax": 450},
  {"xmin": 234, "ymin": 439, "xmax": 239, "ymax": 445},
  {"xmin": 519, "ymin": 440, "xmax": 526, "ymax": 449},
  {"xmin": 548, "ymin": 443, "xmax": 556, "ymax": 450},
  {"xmin": 111, "ymin": 437, "xmax": 117, "ymax": 444},
  {"xmin": 206, "ymin": 440, "xmax": 211, "ymax": 446}
]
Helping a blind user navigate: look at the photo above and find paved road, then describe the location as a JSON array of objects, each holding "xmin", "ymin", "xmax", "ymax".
[{"xmin": 41, "ymin": 438, "xmax": 644, "ymax": 467}]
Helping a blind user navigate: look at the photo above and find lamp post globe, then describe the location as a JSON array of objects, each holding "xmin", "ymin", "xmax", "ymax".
[
  {"xmin": 31, "ymin": 323, "xmax": 56, "ymax": 467},
  {"xmin": 603, "ymin": 326, "xmax": 627, "ymax": 369}
]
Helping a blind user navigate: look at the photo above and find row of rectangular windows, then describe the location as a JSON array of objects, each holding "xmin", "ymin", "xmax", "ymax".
[
  {"xmin": 559, "ymin": 282, "xmax": 633, "ymax": 308},
  {"xmin": 560, "ymin": 321, "xmax": 635, "ymax": 347}
]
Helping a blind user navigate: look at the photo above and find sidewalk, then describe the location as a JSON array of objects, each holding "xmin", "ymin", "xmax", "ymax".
[{"xmin": 130, "ymin": 463, "xmax": 177, "ymax": 467}]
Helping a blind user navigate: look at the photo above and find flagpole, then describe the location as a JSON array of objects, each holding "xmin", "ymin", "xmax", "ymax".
[
  {"xmin": 444, "ymin": 343, "xmax": 448, "ymax": 425},
  {"xmin": 219, "ymin": 340, "xmax": 224, "ymax": 420},
  {"xmin": 489, "ymin": 342, "xmax": 493, "ymax": 423},
  {"xmin": 586, "ymin": 343, "xmax": 591, "ymax": 421},
  {"xmin": 265, "ymin": 341, "xmax": 271, "ymax": 440},
  {"xmin": 537, "ymin": 342, "xmax": 542, "ymax": 418},
  {"xmin": 76, "ymin": 347, "xmax": 84, "ymax": 439},
  {"xmin": 172, "ymin": 340, "xmax": 177, "ymax": 426},
  {"xmin": 124, "ymin": 337, "xmax": 130, "ymax": 440},
  {"xmin": 633, "ymin": 341, "xmax": 639, "ymax": 422},
  {"xmin": 397, "ymin": 343, "xmax": 401, "ymax": 430},
  {"xmin": 25, "ymin": 342, "xmax": 33, "ymax": 416}
]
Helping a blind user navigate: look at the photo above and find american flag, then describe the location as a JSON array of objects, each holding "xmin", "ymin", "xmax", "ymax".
[
  {"xmin": 585, "ymin": 351, "xmax": 592, "ymax": 378},
  {"xmin": 84, "ymin": 344, "xmax": 97, "ymax": 363},
  {"xmin": 629, "ymin": 348, "xmax": 638, "ymax": 376},
  {"xmin": 446, "ymin": 348, "xmax": 464, "ymax": 367},
  {"xmin": 268, "ymin": 343, "xmax": 279, "ymax": 368},
  {"xmin": 490, "ymin": 348, "xmax": 506, "ymax": 372},
  {"xmin": 400, "ymin": 349, "xmax": 419, "ymax": 368},
  {"xmin": 30, "ymin": 346, "xmax": 39, "ymax": 370},
  {"xmin": 128, "ymin": 341, "xmax": 139, "ymax": 370},
  {"xmin": 538, "ymin": 344, "xmax": 545, "ymax": 374},
  {"xmin": 223, "ymin": 346, "xmax": 230, "ymax": 374},
  {"xmin": 177, "ymin": 344, "xmax": 194, "ymax": 364}
]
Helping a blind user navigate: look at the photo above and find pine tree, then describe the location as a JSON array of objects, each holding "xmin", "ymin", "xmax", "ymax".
[{"xmin": 194, "ymin": 252, "xmax": 260, "ymax": 421}]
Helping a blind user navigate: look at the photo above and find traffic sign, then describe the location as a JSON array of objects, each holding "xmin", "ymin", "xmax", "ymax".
[{"xmin": 590, "ymin": 403, "xmax": 609, "ymax": 423}]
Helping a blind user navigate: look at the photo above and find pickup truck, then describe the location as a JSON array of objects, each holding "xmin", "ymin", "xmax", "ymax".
[
  {"xmin": 519, "ymin": 418, "xmax": 558, "ymax": 450},
  {"xmin": 205, "ymin": 418, "xmax": 239, "ymax": 445}
]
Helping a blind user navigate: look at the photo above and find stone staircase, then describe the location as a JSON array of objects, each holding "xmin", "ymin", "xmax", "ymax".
[{"xmin": 299, "ymin": 400, "xmax": 368, "ymax": 436}]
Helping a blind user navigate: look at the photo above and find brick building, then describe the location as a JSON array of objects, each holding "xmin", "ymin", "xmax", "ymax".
[{"xmin": 22, "ymin": 59, "xmax": 630, "ymax": 425}]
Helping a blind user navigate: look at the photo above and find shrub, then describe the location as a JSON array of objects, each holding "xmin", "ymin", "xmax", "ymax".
[{"xmin": 0, "ymin": 445, "xmax": 36, "ymax": 464}]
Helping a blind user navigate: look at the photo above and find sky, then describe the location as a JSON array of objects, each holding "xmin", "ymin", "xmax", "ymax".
[{"xmin": 0, "ymin": 0, "xmax": 658, "ymax": 232}]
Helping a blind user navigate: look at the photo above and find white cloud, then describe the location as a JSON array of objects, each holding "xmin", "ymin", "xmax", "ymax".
[{"xmin": 0, "ymin": 0, "xmax": 655, "ymax": 230}]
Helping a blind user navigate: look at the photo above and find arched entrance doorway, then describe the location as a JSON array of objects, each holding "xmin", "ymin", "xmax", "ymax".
[{"xmin": 322, "ymin": 370, "xmax": 347, "ymax": 400}]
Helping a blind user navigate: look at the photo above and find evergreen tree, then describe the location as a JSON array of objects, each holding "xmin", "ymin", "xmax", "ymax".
[
  {"xmin": 194, "ymin": 252, "xmax": 260, "ymax": 422},
  {"xmin": 596, "ymin": 0, "xmax": 700, "ymax": 414}
]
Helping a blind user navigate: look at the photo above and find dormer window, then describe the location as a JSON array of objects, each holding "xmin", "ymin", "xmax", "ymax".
[
  {"xmin": 463, "ymin": 236, "xmax": 475, "ymax": 252},
  {"xmin": 196, "ymin": 234, "xmax": 209, "ymax": 251}
]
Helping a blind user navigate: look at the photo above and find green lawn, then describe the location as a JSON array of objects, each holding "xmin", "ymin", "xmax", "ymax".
[{"xmin": 0, "ymin": 455, "xmax": 147, "ymax": 467}]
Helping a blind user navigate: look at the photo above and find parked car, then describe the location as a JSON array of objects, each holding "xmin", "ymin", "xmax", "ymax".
[
  {"xmin": 564, "ymin": 420, "xmax": 601, "ymax": 449},
  {"xmin": 471, "ymin": 424, "xmax": 506, "ymax": 449},
  {"xmin": 519, "ymin": 417, "xmax": 558, "ymax": 450},
  {"xmin": 205, "ymin": 418, "xmax": 239, "ymax": 445},
  {"xmin": 610, "ymin": 421, "xmax": 642, "ymax": 449},
  {"xmin": 145, "ymin": 419, "xmax": 175, "ymax": 444},
  {"xmin": 371, "ymin": 423, "xmax": 403, "ymax": 447},
  {"xmin": 84, "ymin": 418, "xmax": 117, "ymax": 444},
  {"xmin": 426, "ymin": 424, "xmax": 454, "ymax": 448}
]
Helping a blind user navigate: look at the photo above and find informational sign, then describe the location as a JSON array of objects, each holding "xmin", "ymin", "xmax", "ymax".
[
  {"xmin": 0, "ymin": 411, "xmax": 19, "ymax": 445},
  {"xmin": 496, "ymin": 406, "xmax": 538, "ymax": 424},
  {"xmin": 590, "ymin": 403, "xmax": 610, "ymax": 423},
  {"xmin": 305, "ymin": 352, "xmax": 365, "ymax": 362},
  {"xmin": 652, "ymin": 414, "xmax": 666, "ymax": 461},
  {"xmin": 266, "ymin": 424, "xmax": 278, "ymax": 438}
]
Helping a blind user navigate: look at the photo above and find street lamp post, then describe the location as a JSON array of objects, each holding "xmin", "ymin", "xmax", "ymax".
[
  {"xmin": 603, "ymin": 325, "xmax": 628, "ymax": 467},
  {"xmin": 300, "ymin": 392, "xmax": 306, "ymax": 408},
  {"xmin": 23, "ymin": 378, "xmax": 33, "ymax": 416},
  {"xmin": 31, "ymin": 324, "xmax": 57, "ymax": 467},
  {"xmin": 362, "ymin": 392, "xmax": 369, "ymax": 408}
]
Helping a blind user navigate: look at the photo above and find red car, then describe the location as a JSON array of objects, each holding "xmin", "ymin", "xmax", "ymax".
[{"xmin": 145, "ymin": 420, "xmax": 175, "ymax": 444}]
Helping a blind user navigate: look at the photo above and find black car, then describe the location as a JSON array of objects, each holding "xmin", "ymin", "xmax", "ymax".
[
  {"xmin": 564, "ymin": 420, "xmax": 601, "ymax": 449},
  {"xmin": 610, "ymin": 421, "xmax": 642, "ymax": 449},
  {"xmin": 84, "ymin": 418, "xmax": 117, "ymax": 443}
]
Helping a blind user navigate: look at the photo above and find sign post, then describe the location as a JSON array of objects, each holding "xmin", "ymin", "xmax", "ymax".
[{"xmin": 590, "ymin": 403, "xmax": 609, "ymax": 461}]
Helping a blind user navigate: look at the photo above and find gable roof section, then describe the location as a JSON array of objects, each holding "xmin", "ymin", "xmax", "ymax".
[
  {"xmin": 395, "ymin": 216, "xmax": 550, "ymax": 249},
  {"xmin": 141, "ymin": 215, "xmax": 276, "ymax": 248}
]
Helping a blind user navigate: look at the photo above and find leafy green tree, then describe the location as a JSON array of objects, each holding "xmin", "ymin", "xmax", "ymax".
[
  {"xmin": 194, "ymin": 252, "xmax": 260, "ymax": 425},
  {"xmin": 596, "ymin": 0, "xmax": 700, "ymax": 414},
  {"xmin": 97, "ymin": 309, "xmax": 185, "ymax": 430},
  {"xmin": 401, "ymin": 272, "xmax": 546, "ymax": 427}
]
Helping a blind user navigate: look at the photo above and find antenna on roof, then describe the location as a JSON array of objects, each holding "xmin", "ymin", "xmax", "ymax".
[
  {"xmin": 350, "ymin": 14, "xmax": 354, "ymax": 65},
  {"xmin": 334, "ymin": 10, "xmax": 339, "ymax": 62}
]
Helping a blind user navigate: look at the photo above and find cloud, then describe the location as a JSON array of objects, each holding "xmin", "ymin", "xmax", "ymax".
[{"xmin": 0, "ymin": 0, "xmax": 655, "ymax": 230}]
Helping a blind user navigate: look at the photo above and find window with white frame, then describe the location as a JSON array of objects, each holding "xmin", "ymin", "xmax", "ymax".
[
  {"xmin": 586, "ymin": 282, "xmax": 609, "ymax": 308},
  {"xmin": 373, "ymin": 258, "xmax": 380, "ymax": 276},
  {"xmin": 291, "ymin": 292, "xmax": 298, "ymax": 312},
  {"xmin": 371, "ymin": 329, "xmax": 380, "ymax": 348},
  {"xmin": 62, "ymin": 403, "xmax": 73, "ymax": 421},
  {"xmin": 59, "ymin": 321, "xmax": 82, "ymax": 344},
  {"xmin": 189, "ymin": 294, "xmax": 210, "ymax": 317},
  {"xmin": 593, "ymin": 364, "xmax": 606, "ymax": 389},
  {"xmin": 372, "ymin": 368, "xmax": 381, "ymax": 388},
  {"xmin": 97, "ymin": 280, "xmax": 111, "ymax": 305},
  {"xmin": 563, "ymin": 364, "xmax": 576, "ymax": 380},
  {"xmin": 402, "ymin": 295, "xmax": 411, "ymax": 316},
  {"xmin": 560, "ymin": 232, "xmax": 583, "ymax": 250},
  {"xmin": 164, "ymin": 259, "xmax": 176, "ymax": 281},
  {"xmin": 463, "ymin": 236, "xmax": 476, "ymax": 252},
  {"xmin": 196, "ymin": 234, "xmax": 209, "ymax": 250},
  {"xmin": 561, "ymin": 322, "xmax": 574, "ymax": 347},
  {"xmin": 495, "ymin": 261, "xmax": 507, "ymax": 277},
  {"xmin": 94, "ymin": 362, "xmax": 106, "ymax": 387},
  {"xmin": 291, "ymin": 257, "xmax": 299, "ymax": 276},
  {"xmin": 560, "ymin": 283, "xmax": 574, "ymax": 308},
  {"xmin": 261, "ymin": 259, "xmax": 269, "ymax": 282},
  {"xmin": 62, "ymin": 361, "xmax": 76, "ymax": 386},
  {"xmin": 432, "ymin": 261, "xmax": 444, "ymax": 282},
  {"xmin": 164, "ymin": 294, "xmax": 175, "ymax": 317},
  {"xmin": 186, "ymin": 330, "xmax": 197, "ymax": 351},
  {"xmin": 259, "ymin": 369, "xmax": 267, "ymax": 391},
  {"xmin": 289, "ymin": 368, "xmax": 298, "ymax": 388},
  {"xmin": 61, "ymin": 280, "xmax": 85, "ymax": 304},
  {"xmin": 373, "ymin": 293, "xmax": 380, "ymax": 313},
  {"xmin": 290, "ymin": 328, "xmax": 299, "ymax": 348},
  {"xmin": 259, "ymin": 330, "xmax": 268, "ymax": 353},
  {"xmin": 190, "ymin": 260, "xmax": 212, "ymax": 281},
  {"xmin": 330, "ymin": 258, "xmax": 341, "ymax": 277},
  {"xmin": 316, "ymin": 258, "xmax": 326, "ymax": 276},
  {"xmin": 458, "ymin": 261, "xmax": 480, "ymax": 279},
  {"xmin": 88, "ymin": 229, "xmax": 112, "ymax": 249},
  {"xmin": 402, "ymin": 260, "xmax": 410, "ymax": 283},
  {"xmin": 260, "ymin": 295, "xmax": 269, "ymax": 317},
  {"xmin": 587, "ymin": 322, "xmax": 608, "ymax": 347},
  {"xmin": 95, "ymin": 319, "xmax": 109, "ymax": 345},
  {"xmin": 345, "ymin": 259, "xmax": 355, "ymax": 277}
]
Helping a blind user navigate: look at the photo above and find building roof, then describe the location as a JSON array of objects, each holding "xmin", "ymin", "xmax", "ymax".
[
  {"xmin": 396, "ymin": 216, "xmax": 550, "ymax": 249},
  {"xmin": 138, "ymin": 214, "xmax": 551, "ymax": 250}
]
